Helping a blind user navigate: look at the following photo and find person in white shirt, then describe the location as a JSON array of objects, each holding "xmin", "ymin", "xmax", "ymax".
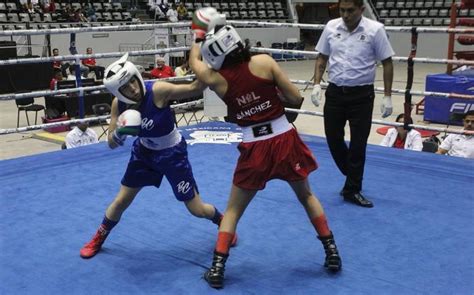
[
  {"xmin": 65, "ymin": 122, "xmax": 98, "ymax": 149},
  {"xmin": 66, "ymin": 66, "xmax": 77, "ymax": 81},
  {"xmin": 311, "ymin": 0, "xmax": 394, "ymax": 208},
  {"xmin": 380, "ymin": 113, "xmax": 423, "ymax": 151},
  {"xmin": 166, "ymin": 3, "xmax": 178, "ymax": 22},
  {"xmin": 437, "ymin": 111, "xmax": 474, "ymax": 159}
]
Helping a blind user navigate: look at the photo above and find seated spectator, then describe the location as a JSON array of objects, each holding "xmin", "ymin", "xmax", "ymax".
[
  {"xmin": 143, "ymin": 56, "xmax": 175, "ymax": 79},
  {"xmin": 65, "ymin": 122, "xmax": 98, "ymax": 149},
  {"xmin": 48, "ymin": 0, "xmax": 56, "ymax": 13},
  {"xmin": 50, "ymin": 68, "xmax": 63, "ymax": 90},
  {"xmin": 244, "ymin": 38, "xmax": 251, "ymax": 48},
  {"xmin": 82, "ymin": 47, "xmax": 105, "ymax": 80},
  {"xmin": 436, "ymin": 111, "xmax": 474, "ymax": 158},
  {"xmin": 71, "ymin": 8, "xmax": 88, "ymax": 22},
  {"xmin": 174, "ymin": 58, "xmax": 192, "ymax": 77},
  {"xmin": 166, "ymin": 3, "xmax": 178, "ymax": 22},
  {"xmin": 85, "ymin": 4, "xmax": 97, "ymax": 22},
  {"xmin": 176, "ymin": 2, "xmax": 187, "ymax": 20},
  {"xmin": 158, "ymin": 1, "xmax": 169, "ymax": 15},
  {"xmin": 52, "ymin": 48, "xmax": 70, "ymax": 77},
  {"xmin": 66, "ymin": 66, "xmax": 77, "ymax": 81},
  {"xmin": 380, "ymin": 113, "xmax": 423, "ymax": 151}
]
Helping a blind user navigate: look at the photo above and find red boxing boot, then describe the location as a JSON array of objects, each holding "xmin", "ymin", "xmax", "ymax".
[{"xmin": 80, "ymin": 225, "xmax": 109, "ymax": 259}]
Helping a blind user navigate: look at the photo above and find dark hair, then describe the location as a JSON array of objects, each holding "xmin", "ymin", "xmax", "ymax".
[
  {"xmin": 53, "ymin": 48, "xmax": 58, "ymax": 52},
  {"xmin": 221, "ymin": 43, "xmax": 252, "ymax": 69},
  {"xmin": 339, "ymin": 0, "xmax": 364, "ymax": 7},
  {"xmin": 463, "ymin": 110, "xmax": 474, "ymax": 119},
  {"xmin": 396, "ymin": 113, "xmax": 413, "ymax": 130}
]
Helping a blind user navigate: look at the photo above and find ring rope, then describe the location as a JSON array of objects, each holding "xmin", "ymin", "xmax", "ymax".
[
  {"xmin": 2, "ymin": 47, "xmax": 474, "ymax": 67},
  {"xmin": 0, "ymin": 99, "xmax": 203, "ymax": 135},
  {"xmin": 284, "ymin": 108, "xmax": 474, "ymax": 136},
  {"xmin": 0, "ymin": 76, "xmax": 195, "ymax": 101},
  {"xmin": 1, "ymin": 77, "xmax": 473, "ymax": 101},
  {"xmin": 227, "ymin": 21, "xmax": 474, "ymax": 34},
  {"xmin": 2, "ymin": 104, "xmax": 471, "ymax": 136},
  {"xmin": 1, "ymin": 21, "xmax": 473, "ymax": 37},
  {"xmin": 0, "ymin": 22, "xmax": 190, "ymax": 37},
  {"xmin": 0, "ymin": 47, "xmax": 190, "ymax": 66}
]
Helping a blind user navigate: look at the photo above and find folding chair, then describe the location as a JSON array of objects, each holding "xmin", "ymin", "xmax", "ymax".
[{"xmin": 16, "ymin": 97, "xmax": 45, "ymax": 128}]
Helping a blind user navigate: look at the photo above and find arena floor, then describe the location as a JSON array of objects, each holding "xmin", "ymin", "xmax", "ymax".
[
  {"xmin": 1, "ymin": 121, "xmax": 472, "ymax": 294},
  {"xmin": 0, "ymin": 60, "xmax": 450, "ymax": 160}
]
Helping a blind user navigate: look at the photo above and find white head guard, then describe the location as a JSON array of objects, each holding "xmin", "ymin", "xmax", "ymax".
[
  {"xmin": 103, "ymin": 53, "xmax": 145, "ymax": 104},
  {"xmin": 200, "ymin": 25, "xmax": 243, "ymax": 70}
]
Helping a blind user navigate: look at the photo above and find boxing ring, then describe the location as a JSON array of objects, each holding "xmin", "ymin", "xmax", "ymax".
[{"xmin": 1, "ymin": 20, "xmax": 473, "ymax": 295}]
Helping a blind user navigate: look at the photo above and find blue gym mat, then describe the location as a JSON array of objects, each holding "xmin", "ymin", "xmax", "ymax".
[{"xmin": 1, "ymin": 122, "xmax": 473, "ymax": 294}]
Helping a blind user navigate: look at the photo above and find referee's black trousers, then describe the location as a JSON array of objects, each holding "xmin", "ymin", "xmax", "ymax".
[{"xmin": 323, "ymin": 83, "xmax": 375, "ymax": 194}]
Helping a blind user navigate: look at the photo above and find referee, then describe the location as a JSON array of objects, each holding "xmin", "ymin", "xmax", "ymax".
[{"xmin": 311, "ymin": 0, "xmax": 394, "ymax": 208}]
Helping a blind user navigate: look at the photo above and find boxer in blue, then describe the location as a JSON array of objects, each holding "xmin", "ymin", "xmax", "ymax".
[{"xmin": 80, "ymin": 53, "xmax": 236, "ymax": 259}]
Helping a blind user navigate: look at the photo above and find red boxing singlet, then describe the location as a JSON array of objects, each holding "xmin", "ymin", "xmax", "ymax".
[{"xmin": 218, "ymin": 62, "xmax": 285, "ymax": 126}]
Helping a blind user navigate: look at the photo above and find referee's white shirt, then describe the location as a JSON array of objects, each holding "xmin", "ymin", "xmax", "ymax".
[
  {"xmin": 316, "ymin": 16, "xmax": 395, "ymax": 87},
  {"xmin": 65, "ymin": 126, "xmax": 99, "ymax": 149}
]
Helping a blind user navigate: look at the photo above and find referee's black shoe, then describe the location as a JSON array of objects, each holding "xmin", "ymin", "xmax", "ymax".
[{"xmin": 343, "ymin": 192, "xmax": 374, "ymax": 208}]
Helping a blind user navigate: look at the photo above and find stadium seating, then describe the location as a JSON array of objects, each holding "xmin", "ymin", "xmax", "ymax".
[{"xmin": 372, "ymin": 0, "xmax": 474, "ymax": 26}]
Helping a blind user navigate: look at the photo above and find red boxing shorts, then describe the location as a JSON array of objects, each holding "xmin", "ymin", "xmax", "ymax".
[{"xmin": 233, "ymin": 128, "xmax": 318, "ymax": 190}]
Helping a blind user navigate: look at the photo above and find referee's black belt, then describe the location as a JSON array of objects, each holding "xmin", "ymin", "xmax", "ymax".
[{"xmin": 328, "ymin": 83, "xmax": 374, "ymax": 94}]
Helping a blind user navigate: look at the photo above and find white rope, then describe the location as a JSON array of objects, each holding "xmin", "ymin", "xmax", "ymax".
[
  {"xmin": 0, "ymin": 22, "xmax": 191, "ymax": 36},
  {"xmin": 0, "ymin": 47, "xmax": 189, "ymax": 66},
  {"xmin": 291, "ymin": 80, "xmax": 474, "ymax": 100},
  {"xmin": 4, "ymin": 103, "xmax": 470, "ymax": 136},
  {"xmin": 250, "ymin": 47, "xmax": 474, "ymax": 66},
  {"xmin": 227, "ymin": 20, "xmax": 474, "ymax": 34},
  {"xmin": 1, "ymin": 21, "xmax": 473, "ymax": 37},
  {"xmin": 3, "ymin": 46, "xmax": 473, "ymax": 67},
  {"xmin": 0, "ymin": 99, "xmax": 203, "ymax": 135},
  {"xmin": 2, "ymin": 75, "xmax": 473, "ymax": 101},
  {"xmin": 284, "ymin": 108, "xmax": 474, "ymax": 136},
  {"xmin": 0, "ymin": 76, "xmax": 195, "ymax": 101}
]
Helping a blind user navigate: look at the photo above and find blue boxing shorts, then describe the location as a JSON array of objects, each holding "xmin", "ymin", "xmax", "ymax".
[{"xmin": 121, "ymin": 137, "xmax": 198, "ymax": 201}]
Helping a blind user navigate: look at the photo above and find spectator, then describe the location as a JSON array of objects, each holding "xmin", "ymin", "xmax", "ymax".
[
  {"xmin": 66, "ymin": 65, "xmax": 77, "ymax": 81},
  {"xmin": 436, "ymin": 111, "xmax": 474, "ymax": 159},
  {"xmin": 52, "ymin": 48, "xmax": 70, "ymax": 77},
  {"xmin": 166, "ymin": 3, "xmax": 178, "ymax": 22},
  {"xmin": 244, "ymin": 38, "xmax": 251, "ymax": 48},
  {"xmin": 85, "ymin": 4, "xmax": 97, "ymax": 22},
  {"xmin": 174, "ymin": 58, "xmax": 192, "ymax": 77},
  {"xmin": 145, "ymin": 56, "xmax": 175, "ymax": 79},
  {"xmin": 50, "ymin": 68, "xmax": 63, "ymax": 90},
  {"xmin": 380, "ymin": 113, "xmax": 422, "ymax": 151},
  {"xmin": 65, "ymin": 122, "xmax": 99, "ymax": 149},
  {"xmin": 176, "ymin": 2, "xmax": 187, "ymax": 20},
  {"xmin": 82, "ymin": 47, "xmax": 105, "ymax": 80},
  {"xmin": 48, "ymin": 0, "xmax": 56, "ymax": 13},
  {"xmin": 256, "ymin": 41, "xmax": 263, "ymax": 47},
  {"xmin": 158, "ymin": 1, "xmax": 169, "ymax": 15},
  {"xmin": 71, "ymin": 8, "xmax": 88, "ymax": 22}
]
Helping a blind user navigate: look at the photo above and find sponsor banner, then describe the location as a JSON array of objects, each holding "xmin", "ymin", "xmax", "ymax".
[
  {"xmin": 179, "ymin": 122, "xmax": 242, "ymax": 145},
  {"xmin": 424, "ymin": 97, "xmax": 474, "ymax": 125}
]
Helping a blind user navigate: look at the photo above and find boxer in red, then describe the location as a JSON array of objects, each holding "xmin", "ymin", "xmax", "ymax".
[{"xmin": 189, "ymin": 19, "xmax": 342, "ymax": 289}]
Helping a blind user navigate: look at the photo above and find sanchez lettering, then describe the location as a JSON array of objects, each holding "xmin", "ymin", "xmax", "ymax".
[{"xmin": 236, "ymin": 101, "xmax": 271, "ymax": 119}]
